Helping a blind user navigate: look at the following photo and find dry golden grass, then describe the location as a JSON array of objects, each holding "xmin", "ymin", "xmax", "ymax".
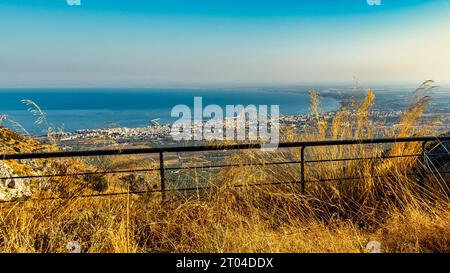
[{"xmin": 0, "ymin": 85, "xmax": 448, "ymax": 253}]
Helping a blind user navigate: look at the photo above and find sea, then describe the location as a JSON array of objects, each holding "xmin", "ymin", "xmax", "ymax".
[{"xmin": 0, "ymin": 88, "xmax": 339, "ymax": 135}]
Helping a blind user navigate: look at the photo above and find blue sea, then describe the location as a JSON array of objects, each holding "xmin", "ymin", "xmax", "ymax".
[{"xmin": 0, "ymin": 88, "xmax": 339, "ymax": 135}]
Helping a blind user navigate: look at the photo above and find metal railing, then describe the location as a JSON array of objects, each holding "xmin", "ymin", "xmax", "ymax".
[{"xmin": 0, "ymin": 136, "xmax": 449, "ymax": 203}]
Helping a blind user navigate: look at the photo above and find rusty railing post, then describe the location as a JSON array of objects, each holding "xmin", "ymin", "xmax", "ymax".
[
  {"xmin": 159, "ymin": 151, "xmax": 166, "ymax": 203},
  {"xmin": 301, "ymin": 146, "xmax": 306, "ymax": 195}
]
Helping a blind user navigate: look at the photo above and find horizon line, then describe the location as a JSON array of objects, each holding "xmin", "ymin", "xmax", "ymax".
[{"xmin": 0, "ymin": 81, "xmax": 448, "ymax": 90}]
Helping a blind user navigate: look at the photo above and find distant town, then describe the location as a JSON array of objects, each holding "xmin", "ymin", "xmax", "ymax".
[{"xmin": 45, "ymin": 107, "xmax": 448, "ymax": 150}]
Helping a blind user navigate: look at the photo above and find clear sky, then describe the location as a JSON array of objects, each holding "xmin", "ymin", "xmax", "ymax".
[{"xmin": 1, "ymin": 0, "xmax": 449, "ymax": 87}]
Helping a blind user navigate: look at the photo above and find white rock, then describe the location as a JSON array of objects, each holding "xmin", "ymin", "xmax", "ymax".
[
  {"xmin": 366, "ymin": 241, "xmax": 382, "ymax": 253},
  {"xmin": 66, "ymin": 241, "xmax": 81, "ymax": 253},
  {"xmin": 0, "ymin": 160, "xmax": 32, "ymax": 202}
]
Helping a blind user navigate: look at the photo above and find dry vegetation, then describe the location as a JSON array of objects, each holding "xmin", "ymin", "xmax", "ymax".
[{"xmin": 0, "ymin": 84, "xmax": 449, "ymax": 253}]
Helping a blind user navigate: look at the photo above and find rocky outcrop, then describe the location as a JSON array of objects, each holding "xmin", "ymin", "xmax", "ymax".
[
  {"xmin": 0, "ymin": 126, "xmax": 50, "ymax": 201},
  {"xmin": 0, "ymin": 160, "xmax": 32, "ymax": 202}
]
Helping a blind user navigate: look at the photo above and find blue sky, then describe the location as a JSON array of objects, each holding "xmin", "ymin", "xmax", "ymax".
[{"xmin": 1, "ymin": 0, "xmax": 449, "ymax": 87}]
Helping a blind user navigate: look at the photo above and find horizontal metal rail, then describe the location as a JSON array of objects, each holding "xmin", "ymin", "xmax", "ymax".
[
  {"xmin": 2, "ymin": 170, "xmax": 449, "ymax": 204},
  {"xmin": 2, "ymin": 152, "xmax": 448, "ymax": 181},
  {"xmin": 1, "ymin": 136, "xmax": 448, "ymax": 160},
  {"xmin": 0, "ymin": 136, "xmax": 448, "ymax": 204}
]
